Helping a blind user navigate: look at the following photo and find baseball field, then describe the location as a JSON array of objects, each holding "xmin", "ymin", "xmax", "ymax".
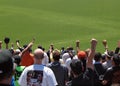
[{"xmin": 0, "ymin": 0, "xmax": 120, "ymax": 53}]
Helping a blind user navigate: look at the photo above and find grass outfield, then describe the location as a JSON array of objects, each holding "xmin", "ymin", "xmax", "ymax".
[
  {"xmin": 0, "ymin": 0, "xmax": 120, "ymax": 52},
  {"xmin": 0, "ymin": 0, "xmax": 120, "ymax": 85}
]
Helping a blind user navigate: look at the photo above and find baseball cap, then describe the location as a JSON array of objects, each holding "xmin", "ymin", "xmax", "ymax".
[
  {"xmin": 104, "ymin": 50, "xmax": 114, "ymax": 58},
  {"xmin": 0, "ymin": 50, "xmax": 13, "ymax": 77},
  {"xmin": 77, "ymin": 51, "xmax": 86, "ymax": 59}
]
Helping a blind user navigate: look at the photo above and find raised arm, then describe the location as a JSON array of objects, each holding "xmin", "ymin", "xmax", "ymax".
[
  {"xmin": 115, "ymin": 40, "xmax": 120, "ymax": 54},
  {"xmin": 102, "ymin": 40, "xmax": 108, "ymax": 53},
  {"xmin": 4, "ymin": 37, "xmax": 10, "ymax": 49},
  {"xmin": 11, "ymin": 43, "xmax": 14, "ymax": 50},
  {"xmin": 16, "ymin": 40, "xmax": 27, "ymax": 52},
  {"xmin": 19, "ymin": 39, "xmax": 34, "ymax": 57},
  {"xmin": 16, "ymin": 40, "xmax": 21, "ymax": 48},
  {"xmin": 49, "ymin": 43, "xmax": 54, "ymax": 62},
  {"xmin": 76, "ymin": 40, "xmax": 80, "ymax": 53},
  {"xmin": 86, "ymin": 38, "xmax": 97, "ymax": 70}
]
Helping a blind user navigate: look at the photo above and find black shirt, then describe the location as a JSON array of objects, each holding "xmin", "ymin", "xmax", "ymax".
[
  {"xmin": 48, "ymin": 61, "xmax": 69, "ymax": 86},
  {"xmin": 71, "ymin": 68, "xmax": 94, "ymax": 86},
  {"xmin": 0, "ymin": 84, "xmax": 11, "ymax": 86},
  {"xmin": 103, "ymin": 66, "xmax": 120, "ymax": 85}
]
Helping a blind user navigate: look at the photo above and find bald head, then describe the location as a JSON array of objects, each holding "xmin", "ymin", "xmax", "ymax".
[{"xmin": 34, "ymin": 49, "xmax": 44, "ymax": 59}]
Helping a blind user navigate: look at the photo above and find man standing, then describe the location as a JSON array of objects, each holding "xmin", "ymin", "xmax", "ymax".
[
  {"xmin": 18, "ymin": 49, "xmax": 57, "ymax": 86},
  {"xmin": 102, "ymin": 54, "xmax": 120, "ymax": 86},
  {"xmin": 0, "ymin": 50, "xmax": 14, "ymax": 86},
  {"xmin": 67, "ymin": 38, "xmax": 98, "ymax": 86},
  {"xmin": 48, "ymin": 49, "xmax": 69, "ymax": 86}
]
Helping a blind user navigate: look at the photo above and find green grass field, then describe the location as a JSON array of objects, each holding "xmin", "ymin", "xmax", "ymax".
[
  {"xmin": 0, "ymin": 0, "xmax": 120, "ymax": 85},
  {"xmin": 0, "ymin": 0, "xmax": 120, "ymax": 52}
]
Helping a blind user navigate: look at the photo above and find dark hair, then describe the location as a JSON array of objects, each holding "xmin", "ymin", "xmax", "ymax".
[
  {"xmin": 4, "ymin": 37, "xmax": 10, "ymax": 44},
  {"xmin": 61, "ymin": 47, "xmax": 64, "ymax": 50},
  {"xmin": 9, "ymin": 49, "xmax": 14, "ymax": 55},
  {"xmin": 94, "ymin": 52, "xmax": 102, "ymax": 61},
  {"xmin": 23, "ymin": 44, "xmax": 32, "ymax": 52},
  {"xmin": 113, "ymin": 54, "xmax": 120, "ymax": 65},
  {"xmin": 38, "ymin": 45, "xmax": 45, "ymax": 51},
  {"xmin": 102, "ymin": 54, "xmax": 106, "ymax": 59},
  {"xmin": 53, "ymin": 50, "xmax": 60, "ymax": 61},
  {"xmin": 13, "ymin": 55, "xmax": 21, "ymax": 66},
  {"xmin": 70, "ymin": 59, "xmax": 83, "ymax": 75}
]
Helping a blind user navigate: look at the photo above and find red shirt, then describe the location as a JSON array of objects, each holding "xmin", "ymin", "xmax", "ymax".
[{"xmin": 20, "ymin": 51, "xmax": 34, "ymax": 66}]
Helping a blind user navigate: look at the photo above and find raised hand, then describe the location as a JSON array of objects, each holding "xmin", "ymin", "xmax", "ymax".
[
  {"xmin": 76, "ymin": 40, "xmax": 80, "ymax": 47},
  {"xmin": 91, "ymin": 38, "xmax": 97, "ymax": 51},
  {"xmin": 102, "ymin": 40, "xmax": 108, "ymax": 49}
]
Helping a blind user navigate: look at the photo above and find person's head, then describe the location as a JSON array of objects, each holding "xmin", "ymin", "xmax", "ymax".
[
  {"xmin": 70, "ymin": 59, "xmax": 83, "ymax": 76},
  {"xmin": 0, "ymin": 50, "xmax": 13, "ymax": 83},
  {"xmin": 53, "ymin": 49, "xmax": 60, "ymax": 61},
  {"xmin": 13, "ymin": 55, "xmax": 21, "ymax": 66},
  {"xmin": 112, "ymin": 54, "xmax": 120, "ymax": 66},
  {"xmin": 38, "ymin": 45, "xmax": 44, "ymax": 51},
  {"xmin": 94, "ymin": 52, "xmax": 102, "ymax": 62},
  {"xmin": 77, "ymin": 51, "xmax": 87, "ymax": 60},
  {"xmin": 62, "ymin": 53, "xmax": 71, "ymax": 63},
  {"xmin": 14, "ymin": 49, "xmax": 21, "ymax": 55},
  {"xmin": 23, "ymin": 44, "xmax": 32, "ymax": 52},
  {"xmin": 101, "ymin": 54, "xmax": 106, "ymax": 63},
  {"xmin": 105, "ymin": 50, "xmax": 114, "ymax": 60},
  {"xmin": 33, "ymin": 49, "xmax": 44, "ymax": 63},
  {"xmin": 61, "ymin": 47, "xmax": 64, "ymax": 51}
]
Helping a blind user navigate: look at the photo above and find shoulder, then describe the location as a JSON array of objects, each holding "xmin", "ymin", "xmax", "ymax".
[
  {"xmin": 24, "ymin": 65, "xmax": 33, "ymax": 70},
  {"xmin": 20, "ymin": 65, "xmax": 33, "ymax": 75},
  {"xmin": 61, "ymin": 64, "xmax": 68, "ymax": 69},
  {"xmin": 65, "ymin": 58, "xmax": 72, "ymax": 64},
  {"xmin": 43, "ymin": 66, "xmax": 56, "ymax": 78},
  {"xmin": 43, "ymin": 66, "xmax": 53, "ymax": 73},
  {"xmin": 102, "ymin": 61, "xmax": 107, "ymax": 65},
  {"xmin": 46, "ymin": 63, "xmax": 51, "ymax": 67}
]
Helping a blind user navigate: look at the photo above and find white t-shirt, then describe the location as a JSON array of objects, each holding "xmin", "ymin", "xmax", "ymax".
[
  {"xmin": 65, "ymin": 58, "xmax": 72, "ymax": 76},
  {"xmin": 42, "ymin": 52, "xmax": 49, "ymax": 65},
  {"xmin": 18, "ymin": 64, "xmax": 57, "ymax": 86}
]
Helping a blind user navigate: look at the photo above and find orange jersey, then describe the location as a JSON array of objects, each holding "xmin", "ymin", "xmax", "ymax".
[{"xmin": 20, "ymin": 51, "xmax": 34, "ymax": 66}]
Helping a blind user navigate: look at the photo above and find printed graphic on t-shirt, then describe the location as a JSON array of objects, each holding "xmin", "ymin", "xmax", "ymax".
[{"xmin": 27, "ymin": 70, "xmax": 43, "ymax": 86}]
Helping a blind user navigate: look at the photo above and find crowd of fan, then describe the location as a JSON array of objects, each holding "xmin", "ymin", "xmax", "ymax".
[{"xmin": 0, "ymin": 37, "xmax": 120, "ymax": 86}]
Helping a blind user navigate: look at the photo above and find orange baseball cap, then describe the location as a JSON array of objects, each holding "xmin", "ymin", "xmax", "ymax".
[{"xmin": 77, "ymin": 51, "xmax": 86, "ymax": 59}]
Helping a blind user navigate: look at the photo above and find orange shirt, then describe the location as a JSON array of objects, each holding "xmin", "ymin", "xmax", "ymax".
[{"xmin": 20, "ymin": 51, "xmax": 34, "ymax": 66}]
